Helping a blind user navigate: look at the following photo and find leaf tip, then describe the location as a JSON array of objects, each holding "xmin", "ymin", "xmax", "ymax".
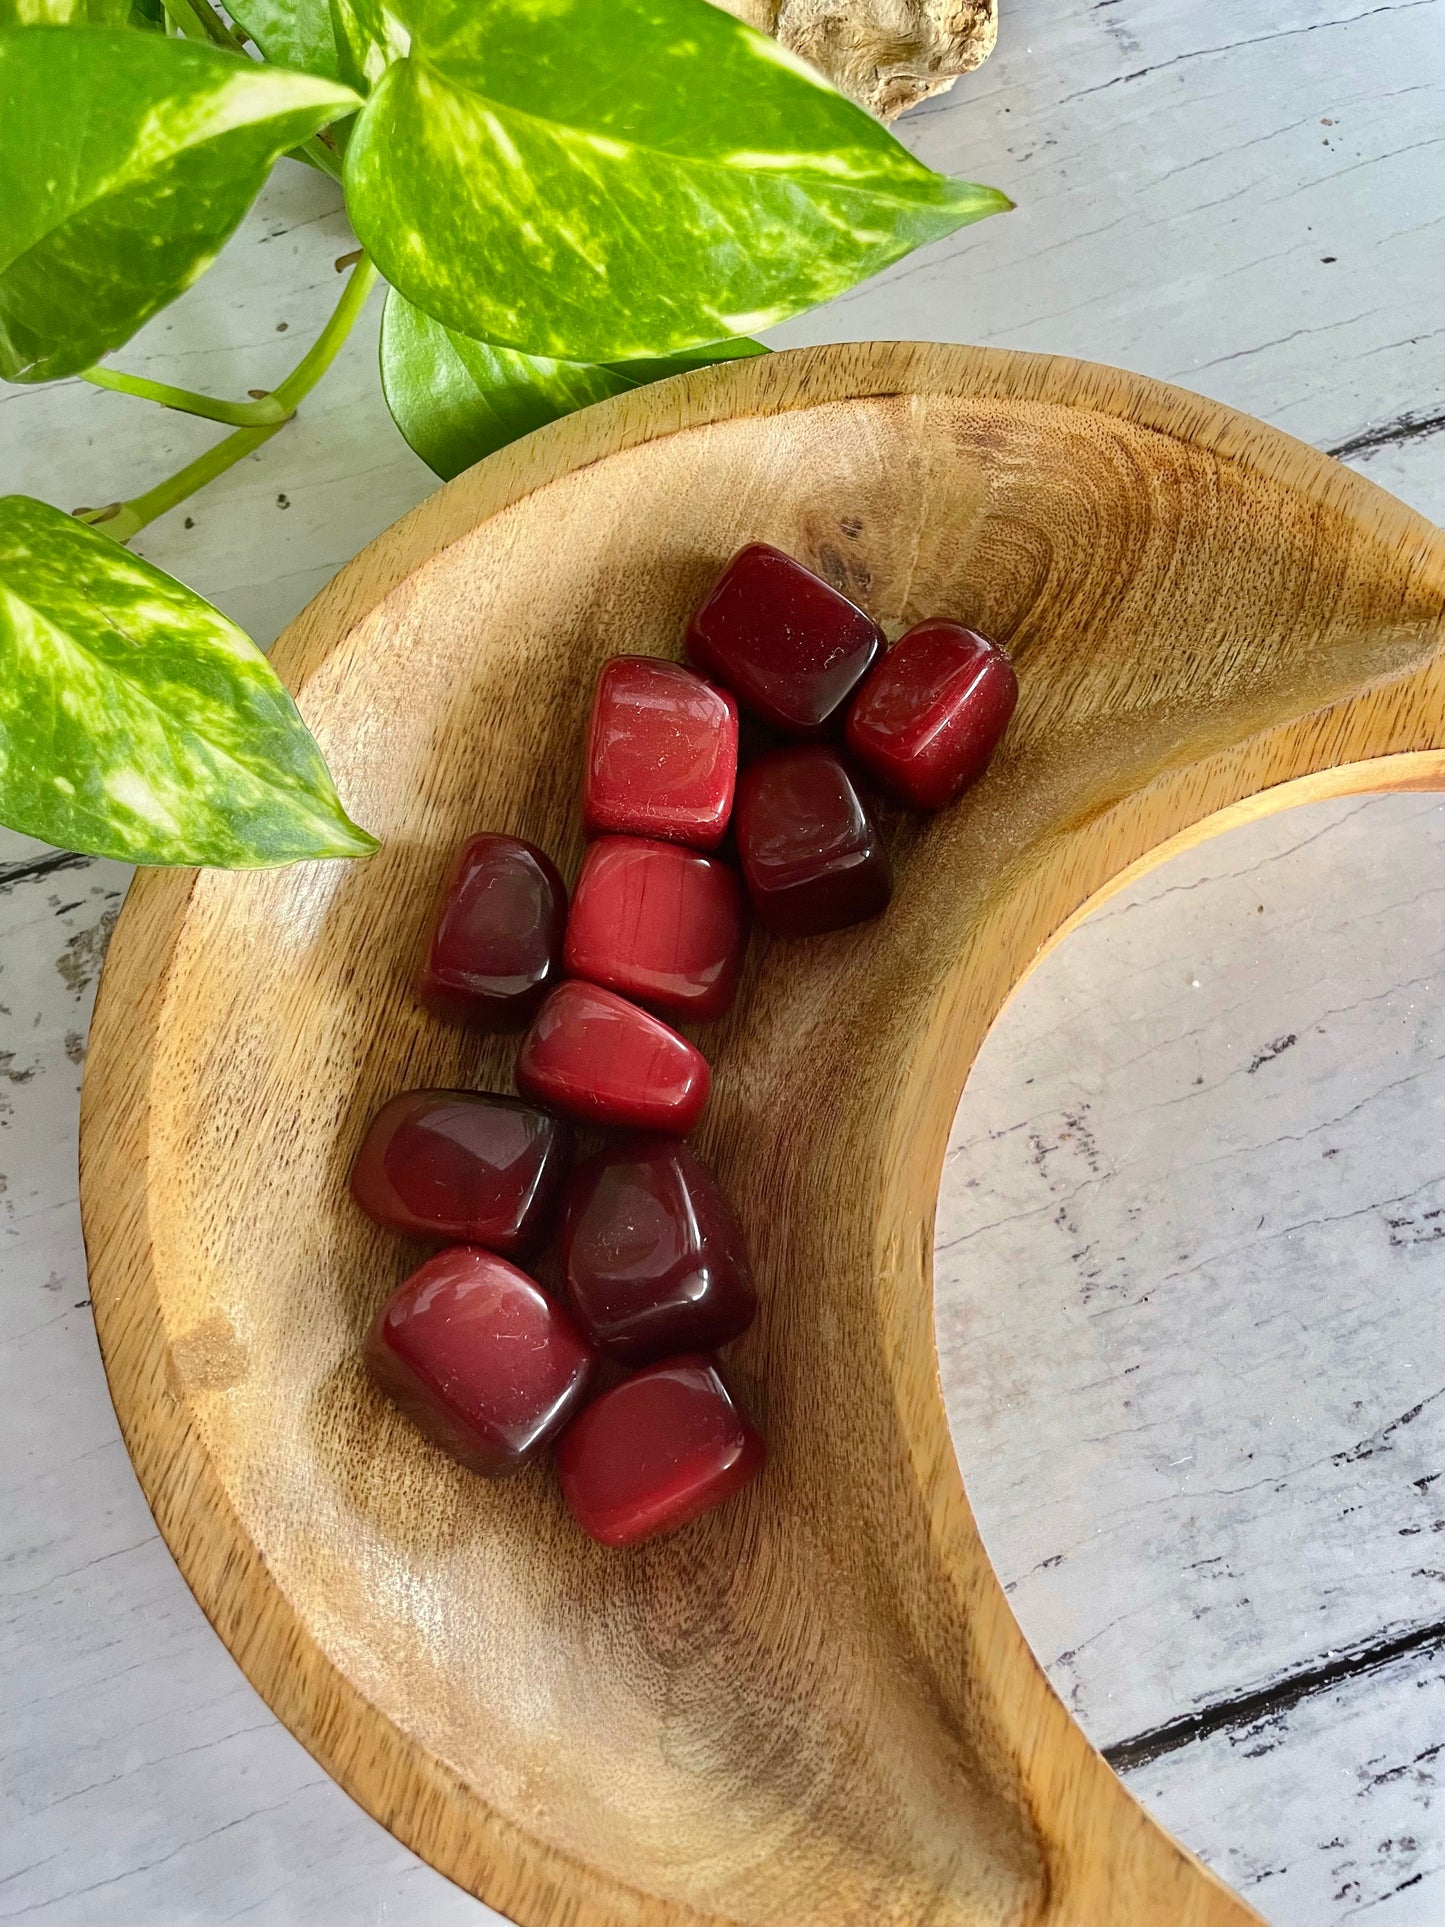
[
  {"xmin": 325, "ymin": 816, "xmax": 381, "ymax": 860},
  {"xmin": 952, "ymin": 181, "xmax": 1014, "ymax": 222}
]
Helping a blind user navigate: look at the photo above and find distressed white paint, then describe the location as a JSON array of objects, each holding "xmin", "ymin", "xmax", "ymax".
[
  {"xmin": 1126, "ymin": 1637, "xmax": 1445, "ymax": 1920},
  {"xmin": 2, "ymin": 0, "xmax": 1443, "ymax": 1917},
  {"xmin": 939, "ymin": 792, "xmax": 1445, "ymax": 1913},
  {"xmin": 941, "ymin": 792, "xmax": 1445, "ymax": 1745}
]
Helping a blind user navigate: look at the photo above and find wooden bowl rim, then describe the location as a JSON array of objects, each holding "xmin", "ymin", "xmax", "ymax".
[{"xmin": 79, "ymin": 343, "xmax": 1445, "ymax": 1927}]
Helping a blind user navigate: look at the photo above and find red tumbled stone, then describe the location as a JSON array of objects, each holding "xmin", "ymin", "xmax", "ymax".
[
  {"xmin": 734, "ymin": 745, "xmax": 892, "ymax": 937},
  {"xmin": 556, "ymin": 1354, "xmax": 764, "ymax": 1546},
  {"xmin": 687, "ymin": 543, "xmax": 882, "ymax": 739},
  {"xmin": 418, "ymin": 832, "xmax": 566, "ymax": 1030},
  {"xmin": 584, "ymin": 655, "xmax": 738, "ymax": 849},
  {"xmin": 365, "ymin": 1247, "xmax": 596, "ymax": 1477},
  {"xmin": 517, "ymin": 980, "xmax": 710, "ymax": 1135},
  {"xmin": 559, "ymin": 1137, "xmax": 755, "ymax": 1364},
  {"xmin": 565, "ymin": 834, "xmax": 748, "ymax": 1022},
  {"xmin": 349, "ymin": 1089, "xmax": 570, "ymax": 1253},
  {"xmin": 846, "ymin": 619, "xmax": 1018, "ymax": 809}
]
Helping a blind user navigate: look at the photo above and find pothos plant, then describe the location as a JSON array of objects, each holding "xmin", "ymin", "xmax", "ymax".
[{"xmin": 0, "ymin": 0, "xmax": 1008, "ymax": 869}]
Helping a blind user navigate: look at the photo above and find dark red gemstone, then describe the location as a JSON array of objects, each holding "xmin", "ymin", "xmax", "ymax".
[
  {"xmin": 584, "ymin": 655, "xmax": 738, "ymax": 849},
  {"xmin": 846, "ymin": 619, "xmax": 1018, "ymax": 809},
  {"xmin": 418, "ymin": 833, "xmax": 566, "ymax": 1030},
  {"xmin": 516, "ymin": 981, "xmax": 710, "ymax": 1135},
  {"xmin": 560, "ymin": 1138, "xmax": 755, "ymax": 1364},
  {"xmin": 349, "ymin": 1090, "xmax": 571, "ymax": 1252},
  {"xmin": 686, "ymin": 543, "xmax": 883, "ymax": 739},
  {"xmin": 556, "ymin": 1354, "xmax": 764, "ymax": 1546},
  {"xmin": 564, "ymin": 835, "xmax": 749, "ymax": 1022},
  {"xmin": 366, "ymin": 1247, "xmax": 596, "ymax": 1477},
  {"xmin": 734, "ymin": 745, "xmax": 892, "ymax": 936}
]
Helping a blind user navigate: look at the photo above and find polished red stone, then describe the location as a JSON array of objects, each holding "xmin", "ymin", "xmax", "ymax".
[
  {"xmin": 564, "ymin": 834, "xmax": 748, "ymax": 1022},
  {"xmin": 418, "ymin": 832, "xmax": 566, "ymax": 1030},
  {"xmin": 556, "ymin": 1354, "xmax": 764, "ymax": 1546},
  {"xmin": 516, "ymin": 981, "xmax": 710, "ymax": 1135},
  {"xmin": 845, "ymin": 619, "xmax": 1018, "ymax": 809},
  {"xmin": 349, "ymin": 1089, "xmax": 571, "ymax": 1253},
  {"xmin": 366, "ymin": 1247, "xmax": 596, "ymax": 1477},
  {"xmin": 686, "ymin": 543, "xmax": 883, "ymax": 739},
  {"xmin": 734, "ymin": 745, "xmax": 892, "ymax": 936},
  {"xmin": 560, "ymin": 1137, "xmax": 755, "ymax": 1364},
  {"xmin": 584, "ymin": 655, "xmax": 738, "ymax": 849}
]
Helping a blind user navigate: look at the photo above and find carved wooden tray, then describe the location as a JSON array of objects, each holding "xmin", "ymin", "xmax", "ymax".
[{"xmin": 80, "ymin": 345, "xmax": 1445, "ymax": 1926}]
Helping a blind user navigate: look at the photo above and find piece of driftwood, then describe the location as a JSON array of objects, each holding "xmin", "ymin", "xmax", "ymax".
[
  {"xmin": 81, "ymin": 344, "xmax": 1445, "ymax": 1926},
  {"xmin": 717, "ymin": 0, "xmax": 996, "ymax": 118}
]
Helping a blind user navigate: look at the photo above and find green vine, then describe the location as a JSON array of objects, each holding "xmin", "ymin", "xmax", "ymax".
[{"xmin": 77, "ymin": 256, "xmax": 378, "ymax": 541}]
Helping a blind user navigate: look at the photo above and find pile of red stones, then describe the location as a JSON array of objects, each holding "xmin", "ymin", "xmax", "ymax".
[{"xmin": 351, "ymin": 543, "xmax": 1018, "ymax": 1548}]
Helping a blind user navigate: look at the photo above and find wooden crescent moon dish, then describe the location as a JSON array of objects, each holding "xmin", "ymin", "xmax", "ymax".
[{"xmin": 80, "ymin": 344, "xmax": 1445, "ymax": 1927}]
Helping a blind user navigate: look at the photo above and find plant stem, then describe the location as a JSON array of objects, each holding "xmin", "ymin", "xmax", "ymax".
[
  {"xmin": 288, "ymin": 133, "xmax": 345, "ymax": 182},
  {"xmin": 157, "ymin": 0, "xmax": 251, "ymax": 54},
  {"xmin": 260, "ymin": 252, "xmax": 378, "ymax": 410},
  {"xmin": 79, "ymin": 365, "xmax": 291, "ymax": 428},
  {"xmin": 182, "ymin": 0, "xmax": 249, "ymax": 53},
  {"xmin": 77, "ymin": 255, "xmax": 379, "ymax": 544}
]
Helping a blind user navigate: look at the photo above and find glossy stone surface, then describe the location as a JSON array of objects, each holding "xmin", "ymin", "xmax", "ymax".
[
  {"xmin": 584, "ymin": 655, "xmax": 738, "ymax": 849},
  {"xmin": 365, "ymin": 1247, "xmax": 596, "ymax": 1478},
  {"xmin": 417, "ymin": 832, "xmax": 566, "ymax": 1030},
  {"xmin": 516, "ymin": 981, "xmax": 711, "ymax": 1135},
  {"xmin": 564, "ymin": 834, "xmax": 749, "ymax": 1022},
  {"xmin": 559, "ymin": 1137, "xmax": 755, "ymax": 1364},
  {"xmin": 846, "ymin": 619, "xmax": 1019, "ymax": 809},
  {"xmin": 686, "ymin": 543, "xmax": 883, "ymax": 739},
  {"xmin": 734, "ymin": 745, "xmax": 893, "ymax": 937},
  {"xmin": 349, "ymin": 1090, "xmax": 571, "ymax": 1252},
  {"xmin": 556, "ymin": 1355, "xmax": 764, "ymax": 1547}
]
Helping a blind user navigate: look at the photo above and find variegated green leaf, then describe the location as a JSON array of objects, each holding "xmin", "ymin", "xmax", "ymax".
[
  {"xmin": 327, "ymin": 0, "xmax": 406, "ymax": 91},
  {"xmin": 0, "ymin": 0, "xmax": 158, "ymax": 22},
  {"xmin": 379, "ymin": 287, "xmax": 766, "ymax": 479},
  {"xmin": 0, "ymin": 497, "xmax": 376, "ymax": 867},
  {"xmin": 343, "ymin": 0, "xmax": 1010, "ymax": 363},
  {"xmin": 0, "ymin": 30, "xmax": 359, "ymax": 383},
  {"xmin": 228, "ymin": 0, "xmax": 341, "ymax": 78}
]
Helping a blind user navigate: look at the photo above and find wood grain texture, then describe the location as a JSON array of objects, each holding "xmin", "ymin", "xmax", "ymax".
[{"xmin": 78, "ymin": 343, "xmax": 1445, "ymax": 1926}]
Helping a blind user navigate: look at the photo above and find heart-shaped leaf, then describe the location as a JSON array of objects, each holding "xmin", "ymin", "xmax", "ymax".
[
  {"xmin": 228, "ymin": 0, "xmax": 342, "ymax": 79},
  {"xmin": 0, "ymin": 29, "xmax": 359, "ymax": 383},
  {"xmin": 0, "ymin": 497, "xmax": 376, "ymax": 866},
  {"xmin": 380, "ymin": 288, "xmax": 766, "ymax": 479},
  {"xmin": 344, "ymin": 0, "xmax": 1009, "ymax": 363}
]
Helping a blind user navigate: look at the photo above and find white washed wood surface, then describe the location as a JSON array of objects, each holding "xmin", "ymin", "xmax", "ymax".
[
  {"xmin": 2, "ymin": 0, "xmax": 1443, "ymax": 1918},
  {"xmin": 940, "ymin": 791, "xmax": 1445, "ymax": 1925}
]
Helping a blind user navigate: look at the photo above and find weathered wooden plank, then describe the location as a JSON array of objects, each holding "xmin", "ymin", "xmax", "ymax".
[
  {"xmin": 939, "ymin": 791, "xmax": 1445, "ymax": 1747},
  {"xmin": 1119, "ymin": 1633, "xmax": 1445, "ymax": 1921},
  {"xmin": 772, "ymin": 0, "xmax": 1445, "ymax": 523},
  {"xmin": 938, "ymin": 789, "xmax": 1445, "ymax": 1922}
]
